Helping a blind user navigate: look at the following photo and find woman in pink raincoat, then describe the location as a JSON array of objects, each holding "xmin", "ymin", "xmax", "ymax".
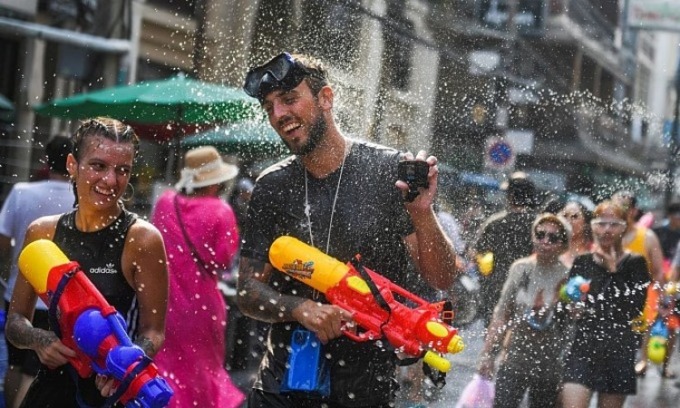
[{"xmin": 152, "ymin": 146, "xmax": 244, "ymax": 408}]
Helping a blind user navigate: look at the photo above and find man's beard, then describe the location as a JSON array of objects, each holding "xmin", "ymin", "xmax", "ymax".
[{"xmin": 284, "ymin": 110, "xmax": 327, "ymax": 156}]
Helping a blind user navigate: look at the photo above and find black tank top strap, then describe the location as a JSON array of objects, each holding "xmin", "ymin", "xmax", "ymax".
[{"xmin": 53, "ymin": 208, "xmax": 139, "ymax": 338}]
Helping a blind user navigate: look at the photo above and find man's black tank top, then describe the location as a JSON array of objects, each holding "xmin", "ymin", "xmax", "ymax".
[{"xmin": 53, "ymin": 209, "xmax": 139, "ymax": 338}]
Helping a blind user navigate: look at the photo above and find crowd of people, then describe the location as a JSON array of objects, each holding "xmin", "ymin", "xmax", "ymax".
[{"xmin": 0, "ymin": 51, "xmax": 677, "ymax": 408}]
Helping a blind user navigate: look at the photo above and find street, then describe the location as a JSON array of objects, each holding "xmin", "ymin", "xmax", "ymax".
[
  {"xmin": 429, "ymin": 321, "xmax": 680, "ymax": 408},
  {"xmin": 229, "ymin": 318, "xmax": 680, "ymax": 407}
]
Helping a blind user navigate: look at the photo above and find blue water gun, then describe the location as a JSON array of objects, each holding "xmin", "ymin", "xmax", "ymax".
[{"xmin": 559, "ymin": 275, "xmax": 590, "ymax": 303}]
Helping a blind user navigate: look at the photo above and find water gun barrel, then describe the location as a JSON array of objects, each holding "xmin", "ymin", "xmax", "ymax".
[
  {"xmin": 269, "ymin": 236, "xmax": 350, "ymax": 293},
  {"xmin": 18, "ymin": 239, "xmax": 70, "ymax": 294}
]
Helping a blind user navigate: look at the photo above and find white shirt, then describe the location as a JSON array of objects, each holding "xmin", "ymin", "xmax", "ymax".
[{"xmin": 0, "ymin": 180, "xmax": 73, "ymax": 309}]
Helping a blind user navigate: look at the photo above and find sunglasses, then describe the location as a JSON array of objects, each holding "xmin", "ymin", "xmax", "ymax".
[
  {"xmin": 243, "ymin": 53, "xmax": 321, "ymax": 101},
  {"xmin": 534, "ymin": 230, "xmax": 564, "ymax": 244},
  {"xmin": 591, "ymin": 219, "xmax": 627, "ymax": 228}
]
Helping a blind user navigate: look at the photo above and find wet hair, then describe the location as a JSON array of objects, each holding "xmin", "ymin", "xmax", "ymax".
[
  {"xmin": 541, "ymin": 196, "xmax": 565, "ymax": 214},
  {"xmin": 611, "ymin": 190, "xmax": 637, "ymax": 210},
  {"xmin": 667, "ymin": 202, "xmax": 680, "ymax": 215},
  {"xmin": 70, "ymin": 118, "xmax": 138, "ymax": 207},
  {"xmin": 532, "ymin": 213, "xmax": 571, "ymax": 248},
  {"xmin": 72, "ymin": 117, "xmax": 139, "ymax": 161},
  {"xmin": 505, "ymin": 175, "xmax": 536, "ymax": 207},
  {"xmin": 562, "ymin": 200, "xmax": 593, "ymax": 242},
  {"xmin": 291, "ymin": 53, "xmax": 329, "ymax": 97},
  {"xmin": 593, "ymin": 200, "xmax": 627, "ymax": 220},
  {"xmin": 46, "ymin": 135, "xmax": 73, "ymax": 176}
]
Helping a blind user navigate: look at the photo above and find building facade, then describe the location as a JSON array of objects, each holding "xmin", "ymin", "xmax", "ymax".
[{"xmin": 0, "ymin": 0, "xmax": 675, "ymax": 208}]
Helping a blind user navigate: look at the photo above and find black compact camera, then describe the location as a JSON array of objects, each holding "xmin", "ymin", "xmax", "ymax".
[{"xmin": 398, "ymin": 160, "xmax": 429, "ymax": 202}]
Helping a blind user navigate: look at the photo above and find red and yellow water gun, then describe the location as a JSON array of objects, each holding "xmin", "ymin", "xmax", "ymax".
[{"xmin": 269, "ymin": 236, "xmax": 464, "ymax": 373}]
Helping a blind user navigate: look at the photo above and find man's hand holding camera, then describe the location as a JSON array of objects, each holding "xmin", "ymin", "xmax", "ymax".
[{"xmin": 396, "ymin": 150, "xmax": 438, "ymax": 213}]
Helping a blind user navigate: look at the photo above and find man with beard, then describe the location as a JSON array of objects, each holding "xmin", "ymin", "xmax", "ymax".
[{"xmin": 237, "ymin": 52, "xmax": 462, "ymax": 407}]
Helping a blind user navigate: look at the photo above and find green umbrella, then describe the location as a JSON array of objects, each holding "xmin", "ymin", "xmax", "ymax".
[
  {"xmin": 181, "ymin": 121, "xmax": 287, "ymax": 161},
  {"xmin": 0, "ymin": 93, "xmax": 14, "ymax": 122},
  {"xmin": 34, "ymin": 75, "xmax": 260, "ymax": 139},
  {"xmin": 0, "ymin": 93, "xmax": 13, "ymax": 111}
]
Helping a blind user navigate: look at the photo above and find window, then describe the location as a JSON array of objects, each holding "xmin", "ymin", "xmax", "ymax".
[
  {"xmin": 300, "ymin": 0, "xmax": 361, "ymax": 69},
  {"xmin": 146, "ymin": 0, "xmax": 195, "ymax": 17},
  {"xmin": 383, "ymin": 2, "xmax": 414, "ymax": 91}
]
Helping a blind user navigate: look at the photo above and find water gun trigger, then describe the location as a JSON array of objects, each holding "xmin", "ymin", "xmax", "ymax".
[
  {"xmin": 341, "ymin": 327, "xmax": 380, "ymax": 342},
  {"xmin": 340, "ymin": 315, "xmax": 380, "ymax": 342}
]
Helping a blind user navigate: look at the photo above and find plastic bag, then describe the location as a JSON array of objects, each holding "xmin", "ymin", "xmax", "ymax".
[{"xmin": 454, "ymin": 374, "xmax": 495, "ymax": 408}]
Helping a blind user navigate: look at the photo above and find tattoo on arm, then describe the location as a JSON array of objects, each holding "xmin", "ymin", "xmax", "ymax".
[
  {"xmin": 5, "ymin": 312, "xmax": 54, "ymax": 350},
  {"xmin": 134, "ymin": 336, "xmax": 157, "ymax": 356},
  {"xmin": 237, "ymin": 257, "xmax": 306, "ymax": 323}
]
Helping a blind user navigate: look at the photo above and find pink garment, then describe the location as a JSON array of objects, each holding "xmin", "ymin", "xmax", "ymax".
[{"xmin": 152, "ymin": 190, "xmax": 244, "ymax": 408}]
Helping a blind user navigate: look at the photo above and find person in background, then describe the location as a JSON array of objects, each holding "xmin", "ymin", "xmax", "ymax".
[
  {"xmin": 652, "ymin": 202, "xmax": 680, "ymax": 270},
  {"xmin": 474, "ymin": 172, "xmax": 537, "ymax": 327},
  {"xmin": 610, "ymin": 191, "xmax": 669, "ymax": 378},
  {"xmin": 230, "ymin": 177, "xmax": 255, "ymax": 235},
  {"xmin": 478, "ymin": 213, "xmax": 571, "ymax": 407},
  {"xmin": 612, "ymin": 191, "xmax": 665, "ymax": 283},
  {"xmin": 5, "ymin": 118, "xmax": 168, "ymax": 407},
  {"xmin": 669, "ymin": 241, "xmax": 680, "ymax": 389},
  {"xmin": 0, "ymin": 136, "xmax": 74, "ymax": 408},
  {"xmin": 436, "ymin": 199, "xmax": 466, "ymax": 256},
  {"xmin": 151, "ymin": 145, "xmax": 244, "ymax": 408},
  {"xmin": 649, "ymin": 203, "xmax": 680, "ymax": 381},
  {"xmin": 237, "ymin": 52, "xmax": 461, "ymax": 407},
  {"xmin": 558, "ymin": 201, "xmax": 593, "ymax": 268},
  {"xmin": 561, "ymin": 200, "xmax": 650, "ymax": 408}
]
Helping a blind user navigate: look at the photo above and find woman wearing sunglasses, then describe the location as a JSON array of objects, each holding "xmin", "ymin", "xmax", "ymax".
[
  {"xmin": 478, "ymin": 213, "xmax": 570, "ymax": 407},
  {"xmin": 561, "ymin": 200, "xmax": 650, "ymax": 408}
]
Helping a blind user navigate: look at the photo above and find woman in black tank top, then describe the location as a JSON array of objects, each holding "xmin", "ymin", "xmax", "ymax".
[{"xmin": 5, "ymin": 118, "xmax": 169, "ymax": 408}]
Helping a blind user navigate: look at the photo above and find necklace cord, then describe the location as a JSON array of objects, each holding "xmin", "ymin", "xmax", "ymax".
[
  {"xmin": 304, "ymin": 141, "xmax": 350, "ymax": 300},
  {"xmin": 304, "ymin": 141, "xmax": 349, "ymax": 253}
]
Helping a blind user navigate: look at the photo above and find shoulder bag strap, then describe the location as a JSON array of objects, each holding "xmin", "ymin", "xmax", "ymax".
[{"xmin": 173, "ymin": 194, "xmax": 211, "ymax": 275}]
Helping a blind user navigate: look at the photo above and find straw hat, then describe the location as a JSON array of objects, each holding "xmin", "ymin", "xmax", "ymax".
[{"xmin": 175, "ymin": 146, "xmax": 239, "ymax": 193}]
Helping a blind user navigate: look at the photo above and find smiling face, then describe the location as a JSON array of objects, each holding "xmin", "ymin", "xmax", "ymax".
[
  {"xmin": 67, "ymin": 135, "xmax": 134, "ymax": 212},
  {"xmin": 261, "ymin": 80, "xmax": 331, "ymax": 156}
]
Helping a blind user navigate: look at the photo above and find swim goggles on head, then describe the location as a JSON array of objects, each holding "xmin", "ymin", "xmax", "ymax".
[{"xmin": 243, "ymin": 52, "xmax": 323, "ymax": 101}]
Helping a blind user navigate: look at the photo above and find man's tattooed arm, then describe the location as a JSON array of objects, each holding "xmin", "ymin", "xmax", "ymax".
[
  {"xmin": 236, "ymin": 257, "xmax": 307, "ymax": 323},
  {"xmin": 134, "ymin": 336, "xmax": 157, "ymax": 357},
  {"xmin": 5, "ymin": 312, "xmax": 54, "ymax": 350}
]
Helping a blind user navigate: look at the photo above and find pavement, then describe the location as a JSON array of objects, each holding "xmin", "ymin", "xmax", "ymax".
[
  {"xmin": 431, "ymin": 320, "xmax": 680, "ymax": 408},
  {"xmin": 230, "ymin": 319, "xmax": 680, "ymax": 407}
]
